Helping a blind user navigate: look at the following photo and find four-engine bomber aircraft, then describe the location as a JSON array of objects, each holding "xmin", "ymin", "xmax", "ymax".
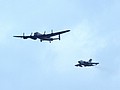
[
  {"xmin": 13, "ymin": 30, "xmax": 70, "ymax": 43},
  {"xmin": 75, "ymin": 59, "xmax": 99, "ymax": 67}
]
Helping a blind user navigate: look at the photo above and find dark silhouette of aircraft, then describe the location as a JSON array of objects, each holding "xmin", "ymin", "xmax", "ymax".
[
  {"xmin": 75, "ymin": 59, "xmax": 99, "ymax": 67},
  {"xmin": 13, "ymin": 30, "xmax": 70, "ymax": 43}
]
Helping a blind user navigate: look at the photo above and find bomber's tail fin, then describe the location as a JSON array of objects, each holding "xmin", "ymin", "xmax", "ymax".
[{"xmin": 59, "ymin": 34, "xmax": 60, "ymax": 40}]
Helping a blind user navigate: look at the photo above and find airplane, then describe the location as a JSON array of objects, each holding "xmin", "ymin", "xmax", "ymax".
[
  {"xmin": 75, "ymin": 59, "xmax": 99, "ymax": 67},
  {"xmin": 13, "ymin": 30, "xmax": 70, "ymax": 43}
]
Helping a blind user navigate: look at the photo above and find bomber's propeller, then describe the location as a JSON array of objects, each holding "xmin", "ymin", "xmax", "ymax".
[
  {"xmin": 51, "ymin": 29, "xmax": 53, "ymax": 34},
  {"xmin": 23, "ymin": 33, "xmax": 26, "ymax": 39},
  {"xmin": 30, "ymin": 32, "xmax": 33, "ymax": 36},
  {"xmin": 44, "ymin": 31, "xmax": 46, "ymax": 35},
  {"xmin": 23, "ymin": 33, "xmax": 25, "ymax": 36}
]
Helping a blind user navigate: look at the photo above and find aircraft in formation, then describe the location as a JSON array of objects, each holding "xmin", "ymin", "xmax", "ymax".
[
  {"xmin": 13, "ymin": 30, "xmax": 70, "ymax": 43},
  {"xmin": 75, "ymin": 59, "xmax": 99, "ymax": 67},
  {"xmin": 14, "ymin": 29, "xmax": 100, "ymax": 67}
]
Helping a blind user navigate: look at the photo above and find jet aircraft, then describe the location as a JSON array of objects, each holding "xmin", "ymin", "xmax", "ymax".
[
  {"xmin": 13, "ymin": 30, "xmax": 70, "ymax": 43},
  {"xmin": 75, "ymin": 59, "xmax": 99, "ymax": 67}
]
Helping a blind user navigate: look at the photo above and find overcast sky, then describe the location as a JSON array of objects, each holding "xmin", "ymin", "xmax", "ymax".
[{"xmin": 0, "ymin": 0, "xmax": 120, "ymax": 90}]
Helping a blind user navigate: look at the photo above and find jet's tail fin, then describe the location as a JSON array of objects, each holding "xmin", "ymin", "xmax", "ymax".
[{"xmin": 89, "ymin": 59, "xmax": 92, "ymax": 62}]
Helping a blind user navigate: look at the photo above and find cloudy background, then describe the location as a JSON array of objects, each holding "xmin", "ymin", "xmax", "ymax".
[{"xmin": 0, "ymin": 0, "xmax": 120, "ymax": 90}]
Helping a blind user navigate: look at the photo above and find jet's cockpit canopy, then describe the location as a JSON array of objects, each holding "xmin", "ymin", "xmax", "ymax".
[{"xmin": 78, "ymin": 60, "xmax": 84, "ymax": 64}]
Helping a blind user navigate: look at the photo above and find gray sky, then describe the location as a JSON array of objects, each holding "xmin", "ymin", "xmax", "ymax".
[{"xmin": 0, "ymin": 0, "xmax": 120, "ymax": 90}]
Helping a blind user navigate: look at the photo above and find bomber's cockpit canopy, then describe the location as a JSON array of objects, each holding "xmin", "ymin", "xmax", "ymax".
[{"xmin": 34, "ymin": 32, "xmax": 42, "ymax": 36}]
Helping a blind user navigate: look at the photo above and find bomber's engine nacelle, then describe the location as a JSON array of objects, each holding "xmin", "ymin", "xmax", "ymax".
[
  {"xmin": 23, "ymin": 33, "xmax": 27, "ymax": 39},
  {"xmin": 31, "ymin": 37, "xmax": 37, "ymax": 40},
  {"xmin": 23, "ymin": 37, "xmax": 27, "ymax": 39}
]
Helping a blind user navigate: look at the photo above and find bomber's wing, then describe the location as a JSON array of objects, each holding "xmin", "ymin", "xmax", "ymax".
[
  {"xmin": 13, "ymin": 36, "xmax": 31, "ymax": 39},
  {"xmin": 13, "ymin": 32, "xmax": 34, "ymax": 39},
  {"xmin": 46, "ymin": 30, "xmax": 70, "ymax": 37}
]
